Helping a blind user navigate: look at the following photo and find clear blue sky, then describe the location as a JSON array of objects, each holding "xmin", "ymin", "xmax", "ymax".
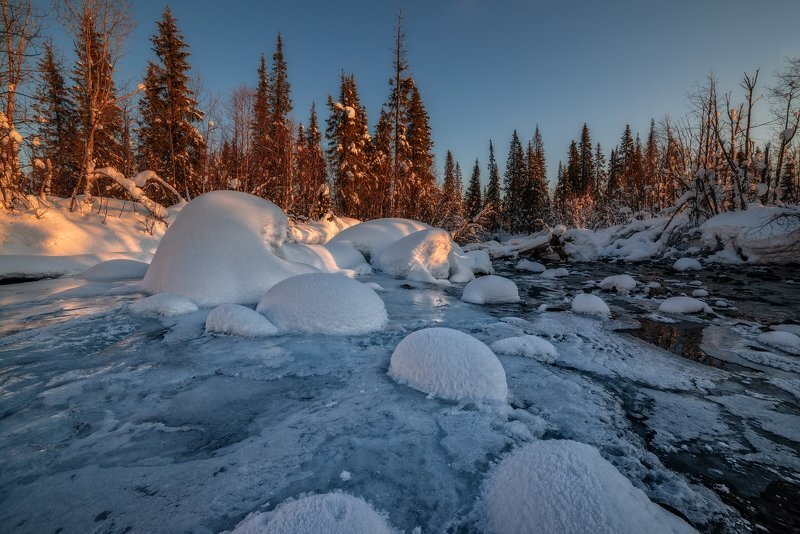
[{"xmin": 40, "ymin": 0, "xmax": 800, "ymax": 186}]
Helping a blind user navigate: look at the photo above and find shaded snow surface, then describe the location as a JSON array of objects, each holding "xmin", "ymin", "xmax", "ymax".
[
  {"xmin": 461, "ymin": 275, "xmax": 520, "ymax": 304},
  {"xmin": 81, "ymin": 259, "xmax": 149, "ymax": 281},
  {"xmin": 205, "ymin": 304, "xmax": 279, "ymax": 337},
  {"xmin": 658, "ymin": 296, "xmax": 710, "ymax": 314},
  {"xmin": 572, "ymin": 293, "xmax": 611, "ymax": 316}
]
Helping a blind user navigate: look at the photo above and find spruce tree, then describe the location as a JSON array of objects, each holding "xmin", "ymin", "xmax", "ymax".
[
  {"xmin": 250, "ymin": 54, "xmax": 271, "ymax": 197},
  {"xmin": 405, "ymin": 83, "xmax": 436, "ymax": 222},
  {"xmin": 577, "ymin": 123, "xmax": 594, "ymax": 196},
  {"xmin": 504, "ymin": 130, "xmax": 526, "ymax": 232},
  {"xmin": 528, "ymin": 126, "xmax": 550, "ymax": 227},
  {"xmin": 464, "ymin": 158, "xmax": 482, "ymax": 218},
  {"xmin": 385, "ymin": 11, "xmax": 413, "ymax": 217},
  {"xmin": 484, "ymin": 140, "xmax": 502, "ymax": 230},
  {"xmin": 372, "ymin": 108, "xmax": 393, "ymax": 218},
  {"xmin": 268, "ymin": 33, "xmax": 293, "ymax": 210}
]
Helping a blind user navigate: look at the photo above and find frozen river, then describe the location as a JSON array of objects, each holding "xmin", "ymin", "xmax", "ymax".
[{"xmin": 0, "ymin": 260, "xmax": 798, "ymax": 533}]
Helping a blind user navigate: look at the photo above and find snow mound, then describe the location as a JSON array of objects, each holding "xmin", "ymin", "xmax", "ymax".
[
  {"xmin": 205, "ymin": 304, "xmax": 278, "ymax": 337},
  {"xmin": 256, "ymin": 273, "xmax": 387, "ymax": 335},
  {"xmin": 466, "ymin": 249, "xmax": 494, "ymax": 274},
  {"xmin": 81, "ymin": 259, "xmax": 149, "ymax": 281},
  {"xmin": 516, "ymin": 259, "xmax": 546, "ymax": 273},
  {"xmin": 130, "ymin": 293, "xmax": 198, "ymax": 317},
  {"xmin": 328, "ymin": 218, "xmax": 429, "ymax": 259},
  {"xmin": 540, "ymin": 267, "xmax": 569, "ymax": 279},
  {"xmin": 490, "ymin": 335, "xmax": 558, "ymax": 364},
  {"xmin": 572, "ymin": 293, "xmax": 611, "ymax": 316},
  {"xmin": 461, "ymin": 275, "xmax": 520, "ymax": 304},
  {"xmin": 142, "ymin": 191, "xmax": 315, "ymax": 307},
  {"xmin": 758, "ymin": 330, "xmax": 800, "ymax": 355},
  {"xmin": 673, "ymin": 258, "xmax": 702, "ymax": 272},
  {"xmin": 389, "ymin": 327, "xmax": 508, "ymax": 402},
  {"xmin": 481, "ymin": 440, "xmax": 696, "ymax": 534},
  {"xmin": 598, "ymin": 274, "xmax": 636, "ymax": 293},
  {"xmin": 658, "ymin": 296, "xmax": 710, "ymax": 314},
  {"xmin": 289, "ymin": 214, "xmax": 361, "ymax": 244},
  {"xmin": 372, "ymin": 228, "xmax": 452, "ymax": 283},
  {"xmin": 279, "ymin": 242, "xmax": 371, "ymax": 275},
  {"xmin": 231, "ymin": 493, "xmax": 394, "ymax": 534},
  {"xmin": 771, "ymin": 324, "xmax": 800, "ymax": 336},
  {"xmin": 691, "ymin": 289, "xmax": 709, "ymax": 298}
]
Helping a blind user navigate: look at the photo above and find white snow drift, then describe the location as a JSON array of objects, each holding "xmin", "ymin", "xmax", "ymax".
[
  {"xmin": 489, "ymin": 335, "xmax": 558, "ymax": 364},
  {"xmin": 231, "ymin": 493, "xmax": 395, "ymax": 534},
  {"xmin": 278, "ymin": 242, "xmax": 371, "ymax": 275},
  {"xmin": 256, "ymin": 273, "xmax": 387, "ymax": 335},
  {"xmin": 142, "ymin": 191, "xmax": 315, "ymax": 307},
  {"xmin": 328, "ymin": 218, "xmax": 429, "ymax": 259},
  {"xmin": 372, "ymin": 228, "xmax": 452, "ymax": 283},
  {"xmin": 389, "ymin": 327, "xmax": 508, "ymax": 402},
  {"xmin": 516, "ymin": 259, "xmax": 546, "ymax": 273},
  {"xmin": 481, "ymin": 440, "xmax": 696, "ymax": 534},
  {"xmin": 540, "ymin": 267, "xmax": 569, "ymax": 279},
  {"xmin": 673, "ymin": 258, "xmax": 702, "ymax": 272},
  {"xmin": 205, "ymin": 304, "xmax": 278, "ymax": 337},
  {"xmin": 130, "ymin": 293, "xmax": 199, "ymax": 317},
  {"xmin": 658, "ymin": 296, "xmax": 710, "ymax": 314},
  {"xmin": 598, "ymin": 274, "xmax": 636, "ymax": 293},
  {"xmin": 81, "ymin": 259, "xmax": 149, "ymax": 281},
  {"xmin": 572, "ymin": 293, "xmax": 611, "ymax": 316},
  {"xmin": 758, "ymin": 330, "xmax": 800, "ymax": 355},
  {"xmin": 461, "ymin": 275, "xmax": 520, "ymax": 304}
]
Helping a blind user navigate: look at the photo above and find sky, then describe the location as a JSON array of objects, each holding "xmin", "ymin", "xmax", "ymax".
[{"xmin": 40, "ymin": 0, "xmax": 800, "ymax": 186}]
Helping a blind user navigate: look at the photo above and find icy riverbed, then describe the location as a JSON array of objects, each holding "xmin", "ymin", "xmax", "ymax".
[{"xmin": 0, "ymin": 261, "xmax": 798, "ymax": 533}]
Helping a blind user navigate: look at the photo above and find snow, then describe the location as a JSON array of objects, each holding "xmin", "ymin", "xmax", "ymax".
[
  {"xmin": 328, "ymin": 218, "xmax": 429, "ymax": 259},
  {"xmin": 461, "ymin": 275, "xmax": 520, "ymax": 304},
  {"xmin": 142, "ymin": 191, "xmax": 316, "ymax": 307},
  {"xmin": 540, "ymin": 267, "xmax": 569, "ymax": 279},
  {"xmin": 673, "ymin": 258, "xmax": 703, "ymax": 272},
  {"xmin": 691, "ymin": 289, "xmax": 709, "ymax": 298},
  {"xmin": 658, "ymin": 296, "xmax": 710, "ymax": 314},
  {"xmin": 205, "ymin": 304, "xmax": 279, "ymax": 337},
  {"xmin": 571, "ymin": 293, "xmax": 611, "ymax": 316},
  {"xmin": 480, "ymin": 440, "xmax": 696, "ymax": 534},
  {"xmin": 388, "ymin": 327, "xmax": 507, "ymax": 402},
  {"xmin": 290, "ymin": 214, "xmax": 361, "ymax": 244},
  {"xmin": 129, "ymin": 293, "xmax": 199, "ymax": 317},
  {"xmin": 489, "ymin": 335, "xmax": 558, "ymax": 364},
  {"xmin": 278, "ymin": 242, "xmax": 371, "ymax": 275},
  {"xmin": 256, "ymin": 273, "xmax": 387, "ymax": 335},
  {"xmin": 465, "ymin": 249, "xmax": 494, "ymax": 274},
  {"xmin": 516, "ymin": 259, "xmax": 546, "ymax": 273},
  {"xmin": 771, "ymin": 324, "xmax": 800, "ymax": 336},
  {"xmin": 758, "ymin": 330, "xmax": 800, "ymax": 355},
  {"xmin": 372, "ymin": 228, "xmax": 452, "ymax": 283},
  {"xmin": 81, "ymin": 259, "xmax": 149, "ymax": 281},
  {"xmin": 230, "ymin": 493, "xmax": 395, "ymax": 534},
  {"xmin": 598, "ymin": 274, "xmax": 636, "ymax": 293}
]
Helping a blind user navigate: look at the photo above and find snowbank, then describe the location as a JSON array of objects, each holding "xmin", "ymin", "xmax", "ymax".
[
  {"xmin": 673, "ymin": 258, "xmax": 702, "ymax": 272},
  {"xmin": 81, "ymin": 259, "xmax": 149, "ymax": 281},
  {"xmin": 516, "ymin": 259, "xmax": 546, "ymax": 273},
  {"xmin": 372, "ymin": 228, "xmax": 452, "ymax": 283},
  {"xmin": 289, "ymin": 214, "xmax": 361, "ymax": 244},
  {"xmin": 461, "ymin": 275, "xmax": 520, "ymax": 304},
  {"xmin": 490, "ymin": 335, "xmax": 558, "ymax": 364},
  {"xmin": 758, "ymin": 330, "xmax": 800, "ymax": 355},
  {"xmin": 130, "ymin": 293, "xmax": 199, "ymax": 317},
  {"xmin": 389, "ymin": 328, "xmax": 507, "ymax": 402},
  {"xmin": 328, "ymin": 218, "xmax": 429, "ymax": 259},
  {"xmin": 598, "ymin": 274, "xmax": 636, "ymax": 293},
  {"xmin": 278, "ymin": 242, "xmax": 371, "ymax": 275},
  {"xmin": 481, "ymin": 440, "xmax": 695, "ymax": 534},
  {"xmin": 231, "ymin": 493, "xmax": 394, "ymax": 534},
  {"xmin": 205, "ymin": 304, "xmax": 278, "ymax": 337},
  {"xmin": 142, "ymin": 191, "xmax": 315, "ymax": 307},
  {"xmin": 658, "ymin": 296, "xmax": 710, "ymax": 314},
  {"xmin": 572, "ymin": 293, "xmax": 611, "ymax": 316},
  {"xmin": 0, "ymin": 251, "xmax": 153, "ymax": 280},
  {"xmin": 256, "ymin": 273, "xmax": 387, "ymax": 335}
]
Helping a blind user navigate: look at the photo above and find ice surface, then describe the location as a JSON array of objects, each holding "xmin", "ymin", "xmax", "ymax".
[
  {"xmin": 256, "ymin": 273, "xmax": 387, "ymax": 335},
  {"xmin": 673, "ymin": 258, "xmax": 703, "ymax": 272},
  {"xmin": 572, "ymin": 293, "xmax": 611, "ymax": 315},
  {"xmin": 205, "ymin": 304, "xmax": 279, "ymax": 337},
  {"xmin": 461, "ymin": 275, "xmax": 520, "ymax": 304},
  {"xmin": 658, "ymin": 296, "xmax": 710, "ymax": 314},
  {"xmin": 81, "ymin": 259, "xmax": 149, "ymax": 281},
  {"xmin": 129, "ymin": 293, "xmax": 199, "ymax": 317},
  {"xmin": 598, "ymin": 274, "xmax": 636, "ymax": 293},
  {"xmin": 389, "ymin": 327, "xmax": 508, "ymax": 402},
  {"xmin": 489, "ymin": 335, "xmax": 558, "ymax": 363}
]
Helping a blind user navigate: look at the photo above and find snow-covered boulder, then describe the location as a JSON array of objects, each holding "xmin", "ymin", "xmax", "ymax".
[
  {"xmin": 571, "ymin": 293, "xmax": 611, "ymax": 316},
  {"xmin": 758, "ymin": 330, "xmax": 800, "ymax": 355},
  {"xmin": 205, "ymin": 304, "xmax": 278, "ymax": 337},
  {"xmin": 490, "ymin": 335, "xmax": 558, "ymax": 364},
  {"xmin": 130, "ymin": 293, "xmax": 199, "ymax": 317},
  {"xmin": 598, "ymin": 274, "xmax": 636, "ymax": 293},
  {"xmin": 142, "ymin": 191, "xmax": 315, "ymax": 307},
  {"xmin": 771, "ymin": 324, "xmax": 800, "ymax": 336},
  {"xmin": 289, "ymin": 214, "xmax": 361, "ymax": 244},
  {"xmin": 448, "ymin": 249, "xmax": 477, "ymax": 283},
  {"xmin": 480, "ymin": 440, "xmax": 695, "ymax": 534},
  {"xmin": 461, "ymin": 275, "xmax": 520, "ymax": 305},
  {"xmin": 81, "ymin": 259, "xmax": 149, "ymax": 281},
  {"xmin": 540, "ymin": 267, "xmax": 569, "ymax": 279},
  {"xmin": 691, "ymin": 289, "xmax": 709, "ymax": 298},
  {"xmin": 516, "ymin": 259, "xmax": 546, "ymax": 273},
  {"xmin": 328, "ymin": 218, "xmax": 429, "ymax": 260},
  {"xmin": 465, "ymin": 249, "xmax": 494, "ymax": 274},
  {"xmin": 673, "ymin": 257, "xmax": 702, "ymax": 272},
  {"xmin": 256, "ymin": 273, "xmax": 387, "ymax": 335},
  {"xmin": 389, "ymin": 327, "xmax": 508, "ymax": 402},
  {"xmin": 278, "ymin": 242, "xmax": 371, "ymax": 275},
  {"xmin": 372, "ymin": 228, "xmax": 452, "ymax": 283},
  {"xmin": 230, "ymin": 493, "xmax": 394, "ymax": 534},
  {"xmin": 658, "ymin": 296, "xmax": 710, "ymax": 314}
]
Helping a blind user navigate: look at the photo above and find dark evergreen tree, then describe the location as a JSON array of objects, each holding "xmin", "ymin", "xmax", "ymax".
[
  {"xmin": 464, "ymin": 158, "xmax": 482, "ymax": 218},
  {"xmin": 405, "ymin": 83, "xmax": 437, "ymax": 222},
  {"xmin": 250, "ymin": 53, "xmax": 271, "ymax": 197},
  {"xmin": 484, "ymin": 140, "xmax": 502, "ymax": 230},
  {"xmin": 527, "ymin": 126, "xmax": 550, "ymax": 227},
  {"xmin": 385, "ymin": 11, "xmax": 413, "ymax": 217},
  {"xmin": 503, "ymin": 130, "xmax": 526, "ymax": 232},
  {"xmin": 577, "ymin": 123, "xmax": 594, "ymax": 196},
  {"xmin": 371, "ymin": 107, "xmax": 393, "ymax": 218},
  {"xmin": 268, "ymin": 33, "xmax": 294, "ymax": 210}
]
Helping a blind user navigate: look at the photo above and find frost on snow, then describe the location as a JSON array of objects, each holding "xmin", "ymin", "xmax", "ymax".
[
  {"xmin": 571, "ymin": 293, "xmax": 611, "ymax": 316},
  {"xmin": 230, "ymin": 493, "xmax": 395, "ymax": 534},
  {"xmin": 758, "ymin": 330, "xmax": 800, "ymax": 355},
  {"xmin": 142, "ymin": 191, "xmax": 315, "ymax": 307},
  {"xmin": 598, "ymin": 274, "xmax": 636, "ymax": 293},
  {"xmin": 256, "ymin": 273, "xmax": 387, "ymax": 335},
  {"xmin": 81, "ymin": 259, "xmax": 149, "ymax": 281},
  {"xmin": 461, "ymin": 275, "xmax": 520, "ymax": 304},
  {"xmin": 516, "ymin": 259, "xmax": 546, "ymax": 273},
  {"xmin": 205, "ymin": 304, "xmax": 279, "ymax": 337},
  {"xmin": 489, "ymin": 335, "xmax": 558, "ymax": 364},
  {"xmin": 480, "ymin": 440, "xmax": 696, "ymax": 534},
  {"xmin": 129, "ymin": 293, "xmax": 199, "ymax": 317},
  {"xmin": 673, "ymin": 258, "xmax": 703, "ymax": 272},
  {"xmin": 658, "ymin": 296, "xmax": 710, "ymax": 314},
  {"xmin": 389, "ymin": 327, "xmax": 508, "ymax": 402}
]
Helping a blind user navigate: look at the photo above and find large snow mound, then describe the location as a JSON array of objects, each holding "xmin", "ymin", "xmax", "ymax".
[
  {"xmin": 598, "ymin": 274, "xmax": 636, "ymax": 293},
  {"xmin": 328, "ymin": 218, "xmax": 429, "ymax": 259},
  {"xmin": 673, "ymin": 258, "xmax": 702, "ymax": 272},
  {"xmin": 758, "ymin": 330, "xmax": 800, "ymax": 355},
  {"xmin": 230, "ymin": 492, "xmax": 395, "ymax": 534},
  {"xmin": 205, "ymin": 304, "xmax": 278, "ymax": 337},
  {"xmin": 461, "ymin": 275, "xmax": 520, "ymax": 304},
  {"xmin": 516, "ymin": 259, "xmax": 546, "ymax": 273},
  {"xmin": 372, "ymin": 228, "xmax": 452, "ymax": 283},
  {"xmin": 256, "ymin": 273, "xmax": 387, "ymax": 335},
  {"xmin": 658, "ymin": 296, "xmax": 710, "ymax": 314},
  {"xmin": 489, "ymin": 335, "xmax": 558, "ymax": 364},
  {"xmin": 481, "ymin": 440, "xmax": 696, "ymax": 534},
  {"xmin": 130, "ymin": 293, "xmax": 199, "ymax": 317},
  {"xmin": 81, "ymin": 259, "xmax": 149, "ymax": 281},
  {"xmin": 289, "ymin": 214, "xmax": 361, "ymax": 244},
  {"xmin": 388, "ymin": 327, "xmax": 508, "ymax": 402},
  {"xmin": 142, "ymin": 191, "xmax": 315, "ymax": 307},
  {"xmin": 572, "ymin": 293, "xmax": 611, "ymax": 316},
  {"xmin": 278, "ymin": 242, "xmax": 371, "ymax": 275}
]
